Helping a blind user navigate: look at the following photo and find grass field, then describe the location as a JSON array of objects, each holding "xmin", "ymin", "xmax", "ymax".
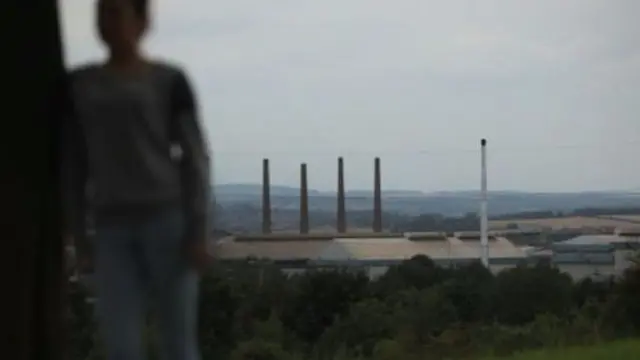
[{"xmin": 481, "ymin": 339, "xmax": 640, "ymax": 360}]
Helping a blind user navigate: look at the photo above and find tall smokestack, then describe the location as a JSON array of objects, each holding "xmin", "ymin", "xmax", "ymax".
[
  {"xmin": 262, "ymin": 158, "xmax": 272, "ymax": 234},
  {"xmin": 373, "ymin": 157, "xmax": 382, "ymax": 232},
  {"xmin": 337, "ymin": 157, "xmax": 346, "ymax": 233},
  {"xmin": 300, "ymin": 163, "xmax": 309, "ymax": 234},
  {"xmin": 480, "ymin": 139, "xmax": 489, "ymax": 267}
]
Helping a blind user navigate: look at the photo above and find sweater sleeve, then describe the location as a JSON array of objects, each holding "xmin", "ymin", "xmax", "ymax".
[{"xmin": 170, "ymin": 69, "xmax": 212, "ymax": 244}]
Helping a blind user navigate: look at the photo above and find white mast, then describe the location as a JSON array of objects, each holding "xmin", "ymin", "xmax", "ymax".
[{"xmin": 480, "ymin": 138, "xmax": 489, "ymax": 268}]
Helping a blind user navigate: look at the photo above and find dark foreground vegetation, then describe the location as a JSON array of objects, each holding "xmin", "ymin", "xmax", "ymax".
[
  {"xmin": 480, "ymin": 339, "xmax": 640, "ymax": 360},
  {"xmin": 69, "ymin": 255, "xmax": 640, "ymax": 360}
]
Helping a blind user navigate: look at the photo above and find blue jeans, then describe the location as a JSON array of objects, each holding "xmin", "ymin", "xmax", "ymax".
[{"xmin": 93, "ymin": 208, "xmax": 200, "ymax": 360}]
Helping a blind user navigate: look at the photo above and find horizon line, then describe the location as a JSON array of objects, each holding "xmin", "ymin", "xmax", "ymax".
[{"xmin": 214, "ymin": 183, "xmax": 640, "ymax": 195}]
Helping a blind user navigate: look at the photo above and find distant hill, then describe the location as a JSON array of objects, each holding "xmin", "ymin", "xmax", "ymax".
[
  {"xmin": 215, "ymin": 184, "xmax": 424, "ymax": 198},
  {"xmin": 347, "ymin": 189, "xmax": 427, "ymax": 197},
  {"xmin": 213, "ymin": 183, "xmax": 640, "ymax": 217},
  {"xmin": 215, "ymin": 183, "xmax": 322, "ymax": 196}
]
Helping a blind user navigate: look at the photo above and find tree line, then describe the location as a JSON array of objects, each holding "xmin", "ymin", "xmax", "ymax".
[{"xmin": 68, "ymin": 254, "xmax": 640, "ymax": 360}]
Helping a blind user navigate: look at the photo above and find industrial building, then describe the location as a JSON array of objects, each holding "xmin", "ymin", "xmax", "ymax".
[
  {"xmin": 213, "ymin": 151, "xmax": 531, "ymax": 278},
  {"xmin": 546, "ymin": 231, "xmax": 640, "ymax": 280},
  {"xmin": 214, "ymin": 231, "xmax": 639, "ymax": 281},
  {"xmin": 214, "ymin": 232, "xmax": 531, "ymax": 279},
  {"xmin": 212, "ymin": 152, "xmax": 640, "ymax": 281}
]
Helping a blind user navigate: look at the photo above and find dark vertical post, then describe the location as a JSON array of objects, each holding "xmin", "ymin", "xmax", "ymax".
[
  {"xmin": 373, "ymin": 157, "xmax": 382, "ymax": 232},
  {"xmin": 480, "ymin": 139, "xmax": 489, "ymax": 267},
  {"xmin": 299, "ymin": 163, "xmax": 309, "ymax": 234},
  {"xmin": 337, "ymin": 157, "xmax": 346, "ymax": 233},
  {"xmin": 262, "ymin": 158, "xmax": 271, "ymax": 234},
  {"xmin": 4, "ymin": 1, "xmax": 67, "ymax": 358}
]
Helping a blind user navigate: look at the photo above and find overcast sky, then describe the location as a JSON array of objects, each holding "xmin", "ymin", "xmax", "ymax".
[{"xmin": 60, "ymin": 0, "xmax": 639, "ymax": 192}]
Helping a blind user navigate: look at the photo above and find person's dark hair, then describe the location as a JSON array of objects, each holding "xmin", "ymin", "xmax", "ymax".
[{"xmin": 130, "ymin": 0, "xmax": 149, "ymax": 20}]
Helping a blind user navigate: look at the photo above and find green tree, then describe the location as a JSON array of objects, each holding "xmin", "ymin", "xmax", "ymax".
[
  {"xmin": 391, "ymin": 287, "xmax": 458, "ymax": 347},
  {"xmin": 371, "ymin": 339, "xmax": 407, "ymax": 360},
  {"xmin": 602, "ymin": 255, "xmax": 640, "ymax": 335},
  {"xmin": 198, "ymin": 272, "xmax": 242, "ymax": 359},
  {"xmin": 229, "ymin": 339, "xmax": 293, "ymax": 360},
  {"xmin": 317, "ymin": 298, "xmax": 393, "ymax": 357},
  {"xmin": 67, "ymin": 281, "xmax": 100, "ymax": 360},
  {"xmin": 373, "ymin": 255, "xmax": 450, "ymax": 296},
  {"xmin": 280, "ymin": 270, "xmax": 369, "ymax": 345},
  {"xmin": 493, "ymin": 263, "xmax": 573, "ymax": 325},
  {"xmin": 443, "ymin": 261, "xmax": 494, "ymax": 323}
]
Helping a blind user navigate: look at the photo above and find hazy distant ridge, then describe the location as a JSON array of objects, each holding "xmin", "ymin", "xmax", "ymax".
[
  {"xmin": 214, "ymin": 183, "xmax": 639, "ymax": 198},
  {"xmin": 214, "ymin": 183, "xmax": 640, "ymax": 217},
  {"xmin": 215, "ymin": 183, "xmax": 429, "ymax": 197}
]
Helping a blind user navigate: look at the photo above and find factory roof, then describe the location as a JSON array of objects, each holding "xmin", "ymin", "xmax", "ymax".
[
  {"xmin": 559, "ymin": 234, "xmax": 640, "ymax": 246},
  {"xmin": 454, "ymin": 237, "xmax": 528, "ymax": 259},
  {"xmin": 317, "ymin": 237, "xmax": 471, "ymax": 261},
  {"xmin": 552, "ymin": 252, "xmax": 615, "ymax": 265},
  {"xmin": 551, "ymin": 234, "xmax": 640, "ymax": 253},
  {"xmin": 212, "ymin": 233, "xmax": 528, "ymax": 263},
  {"xmin": 212, "ymin": 237, "xmax": 331, "ymax": 261},
  {"xmin": 561, "ymin": 235, "xmax": 622, "ymax": 246}
]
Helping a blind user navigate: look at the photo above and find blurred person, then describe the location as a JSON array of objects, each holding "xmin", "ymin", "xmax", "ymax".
[{"xmin": 60, "ymin": 0, "xmax": 211, "ymax": 359}]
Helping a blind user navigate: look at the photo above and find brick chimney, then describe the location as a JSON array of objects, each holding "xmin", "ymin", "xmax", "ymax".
[
  {"xmin": 337, "ymin": 157, "xmax": 346, "ymax": 233},
  {"xmin": 262, "ymin": 158, "xmax": 271, "ymax": 234},
  {"xmin": 300, "ymin": 163, "xmax": 309, "ymax": 234},
  {"xmin": 373, "ymin": 157, "xmax": 382, "ymax": 232}
]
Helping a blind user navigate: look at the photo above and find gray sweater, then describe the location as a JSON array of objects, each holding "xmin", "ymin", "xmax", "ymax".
[{"xmin": 60, "ymin": 61, "xmax": 210, "ymax": 250}]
